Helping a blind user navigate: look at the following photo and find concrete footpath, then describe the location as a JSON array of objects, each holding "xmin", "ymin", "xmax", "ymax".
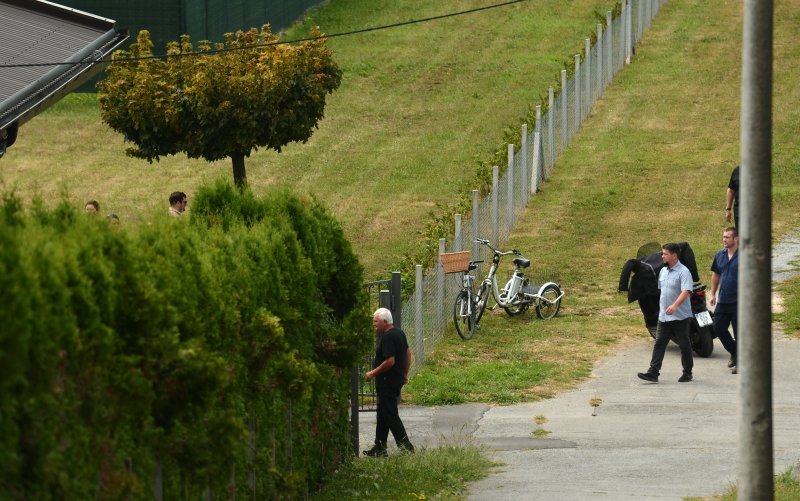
[{"xmin": 360, "ymin": 327, "xmax": 800, "ymax": 499}]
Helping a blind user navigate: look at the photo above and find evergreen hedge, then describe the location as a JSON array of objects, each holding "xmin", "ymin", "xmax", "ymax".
[{"xmin": 0, "ymin": 181, "xmax": 371, "ymax": 499}]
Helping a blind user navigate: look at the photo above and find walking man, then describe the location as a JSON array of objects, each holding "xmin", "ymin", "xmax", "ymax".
[
  {"xmin": 710, "ymin": 227, "xmax": 739, "ymax": 373},
  {"xmin": 363, "ymin": 307, "xmax": 414, "ymax": 456},
  {"xmin": 638, "ymin": 243, "xmax": 694, "ymax": 383}
]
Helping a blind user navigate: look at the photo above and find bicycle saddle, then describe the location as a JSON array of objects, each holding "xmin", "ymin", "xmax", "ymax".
[{"xmin": 513, "ymin": 257, "xmax": 530, "ymax": 269}]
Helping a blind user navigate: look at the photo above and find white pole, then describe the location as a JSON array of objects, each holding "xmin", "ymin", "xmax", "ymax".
[
  {"xmin": 574, "ymin": 54, "xmax": 581, "ymax": 127},
  {"xmin": 491, "ymin": 166, "xmax": 499, "ymax": 246},
  {"xmin": 531, "ymin": 131, "xmax": 541, "ymax": 193},
  {"xmin": 414, "ymin": 264, "xmax": 424, "ymax": 367},
  {"xmin": 520, "ymin": 124, "xmax": 528, "ymax": 205}
]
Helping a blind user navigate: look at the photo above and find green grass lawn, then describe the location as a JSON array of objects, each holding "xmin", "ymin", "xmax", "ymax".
[
  {"xmin": 405, "ymin": 0, "xmax": 800, "ymax": 404},
  {"xmin": 312, "ymin": 445, "xmax": 496, "ymax": 500},
  {"xmin": 0, "ymin": 0, "xmax": 618, "ymax": 278}
]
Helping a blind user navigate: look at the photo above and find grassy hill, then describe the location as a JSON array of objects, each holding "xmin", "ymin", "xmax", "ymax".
[
  {"xmin": 0, "ymin": 0, "xmax": 617, "ymax": 277},
  {"xmin": 404, "ymin": 0, "xmax": 800, "ymax": 404}
]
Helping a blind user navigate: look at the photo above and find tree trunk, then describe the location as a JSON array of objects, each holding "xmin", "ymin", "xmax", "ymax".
[{"xmin": 231, "ymin": 153, "xmax": 247, "ymax": 188}]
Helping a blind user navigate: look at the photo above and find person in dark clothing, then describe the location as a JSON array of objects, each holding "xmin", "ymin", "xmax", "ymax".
[
  {"xmin": 710, "ymin": 227, "xmax": 739, "ymax": 373},
  {"xmin": 726, "ymin": 165, "xmax": 740, "ymax": 228},
  {"xmin": 638, "ymin": 243, "xmax": 694, "ymax": 383},
  {"xmin": 363, "ymin": 307, "xmax": 414, "ymax": 457}
]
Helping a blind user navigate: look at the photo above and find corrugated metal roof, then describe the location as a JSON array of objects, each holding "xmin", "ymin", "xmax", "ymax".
[{"xmin": 0, "ymin": 0, "xmax": 127, "ymax": 154}]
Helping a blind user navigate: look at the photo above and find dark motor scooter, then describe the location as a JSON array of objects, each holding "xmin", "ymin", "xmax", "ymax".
[{"xmin": 618, "ymin": 242, "xmax": 715, "ymax": 357}]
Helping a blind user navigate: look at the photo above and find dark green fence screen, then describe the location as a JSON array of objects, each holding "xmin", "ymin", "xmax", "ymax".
[{"xmin": 60, "ymin": 0, "xmax": 322, "ymax": 90}]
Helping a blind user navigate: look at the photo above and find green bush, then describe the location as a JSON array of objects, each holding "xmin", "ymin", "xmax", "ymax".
[{"xmin": 0, "ymin": 181, "xmax": 371, "ymax": 499}]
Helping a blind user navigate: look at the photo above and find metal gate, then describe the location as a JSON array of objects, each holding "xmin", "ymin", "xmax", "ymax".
[{"xmin": 349, "ymin": 271, "xmax": 401, "ymax": 454}]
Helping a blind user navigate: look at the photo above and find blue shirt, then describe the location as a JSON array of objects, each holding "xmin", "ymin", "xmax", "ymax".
[
  {"xmin": 711, "ymin": 248, "xmax": 738, "ymax": 304},
  {"xmin": 658, "ymin": 261, "xmax": 693, "ymax": 322}
]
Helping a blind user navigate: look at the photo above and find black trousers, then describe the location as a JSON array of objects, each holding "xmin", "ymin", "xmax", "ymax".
[
  {"xmin": 375, "ymin": 385, "xmax": 409, "ymax": 446},
  {"xmin": 713, "ymin": 302, "xmax": 738, "ymax": 358},
  {"xmin": 648, "ymin": 318, "xmax": 693, "ymax": 377}
]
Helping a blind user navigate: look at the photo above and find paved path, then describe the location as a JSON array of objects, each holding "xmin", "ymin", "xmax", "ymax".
[
  {"xmin": 359, "ymin": 236, "xmax": 800, "ymax": 499},
  {"xmin": 360, "ymin": 328, "xmax": 800, "ymax": 499}
]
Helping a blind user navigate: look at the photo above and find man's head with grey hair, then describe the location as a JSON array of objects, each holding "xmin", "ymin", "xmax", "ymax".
[{"xmin": 373, "ymin": 307, "xmax": 393, "ymax": 333}]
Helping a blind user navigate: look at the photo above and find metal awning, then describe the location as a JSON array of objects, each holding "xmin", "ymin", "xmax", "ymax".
[{"xmin": 0, "ymin": 0, "xmax": 128, "ymax": 156}]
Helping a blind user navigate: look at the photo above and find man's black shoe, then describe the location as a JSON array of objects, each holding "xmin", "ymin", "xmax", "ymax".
[
  {"xmin": 637, "ymin": 372, "xmax": 658, "ymax": 383},
  {"xmin": 678, "ymin": 374, "xmax": 693, "ymax": 382},
  {"xmin": 363, "ymin": 443, "xmax": 388, "ymax": 457},
  {"xmin": 398, "ymin": 437, "xmax": 415, "ymax": 454},
  {"xmin": 728, "ymin": 357, "xmax": 736, "ymax": 368}
]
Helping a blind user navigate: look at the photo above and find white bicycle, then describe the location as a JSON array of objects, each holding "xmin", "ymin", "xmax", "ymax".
[{"xmin": 452, "ymin": 239, "xmax": 564, "ymax": 339}]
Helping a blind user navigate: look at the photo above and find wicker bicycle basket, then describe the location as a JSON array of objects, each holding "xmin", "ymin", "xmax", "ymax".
[{"xmin": 440, "ymin": 251, "xmax": 471, "ymax": 274}]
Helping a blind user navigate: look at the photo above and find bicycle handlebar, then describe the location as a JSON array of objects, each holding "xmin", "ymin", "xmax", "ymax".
[{"xmin": 474, "ymin": 239, "xmax": 522, "ymax": 257}]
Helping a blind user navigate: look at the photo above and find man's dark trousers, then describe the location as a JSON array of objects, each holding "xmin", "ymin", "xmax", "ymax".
[
  {"xmin": 648, "ymin": 318, "xmax": 694, "ymax": 376},
  {"xmin": 375, "ymin": 385, "xmax": 409, "ymax": 446},
  {"xmin": 712, "ymin": 302, "xmax": 737, "ymax": 357}
]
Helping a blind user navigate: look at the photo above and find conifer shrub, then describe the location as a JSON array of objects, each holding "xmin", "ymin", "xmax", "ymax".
[{"xmin": 0, "ymin": 181, "xmax": 370, "ymax": 499}]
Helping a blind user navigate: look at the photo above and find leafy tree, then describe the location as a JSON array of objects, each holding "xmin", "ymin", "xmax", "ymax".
[{"xmin": 98, "ymin": 27, "xmax": 342, "ymax": 187}]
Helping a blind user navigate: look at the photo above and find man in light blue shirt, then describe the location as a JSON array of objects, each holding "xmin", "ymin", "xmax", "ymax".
[{"xmin": 638, "ymin": 243, "xmax": 694, "ymax": 383}]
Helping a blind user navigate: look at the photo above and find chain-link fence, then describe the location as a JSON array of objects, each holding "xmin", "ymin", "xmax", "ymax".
[{"xmin": 400, "ymin": 0, "xmax": 668, "ymax": 377}]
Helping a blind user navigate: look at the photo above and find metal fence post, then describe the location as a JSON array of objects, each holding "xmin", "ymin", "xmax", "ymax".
[
  {"xmin": 507, "ymin": 144, "xmax": 515, "ymax": 228},
  {"xmin": 560, "ymin": 70, "xmax": 568, "ymax": 153},
  {"xmin": 437, "ymin": 238, "xmax": 445, "ymax": 341},
  {"xmin": 154, "ymin": 455, "xmax": 163, "ymax": 501},
  {"xmin": 414, "ymin": 265, "xmax": 424, "ymax": 367},
  {"xmin": 531, "ymin": 131, "xmax": 541, "ymax": 194},
  {"xmin": 391, "ymin": 271, "xmax": 402, "ymax": 329},
  {"xmin": 379, "ymin": 290, "xmax": 391, "ymax": 309},
  {"xmin": 520, "ymin": 124, "xmax": 528, "ymax": 206},
  {"xmin": 625, "ymin": 0, "xmax": 633, "ymax": 64},
  {"xmin": 585, "ymin": 38, "xmax": 592, "ymax": 115},
  {"xmin": 637, "ymin": 0, "xmax": 644, "ymax": 40},
  {"xmin": 597, "ymin": 24, "xmax": 604, "ymax": 90},
  {"xmin": 606, "ymin": 11, "xmax": 613, "ymax": 84},
  {"xmin": 350, "ymin": 367, "xmax": 359, "ymax": 456},
  {"xmin": 454, "ymin": 214, "xmax": 462, "ymax": 251},
  {"xmin": 472, "ymin": 190, "xmax": 480, "ymax": 256},
  {"xmin": 574, "ymin": 54, "xmax": 581, "ymax": 128},
  {"xmin": 492, "ymin": 165, "xmax": 499, "ymax": 245},
  {"xmin": 621, "ymin": 1, "xmax": 627, "ymax": 66},
  {"xmin": 547, "ymin": 87, "xmax": 555, "ymax": 169}
]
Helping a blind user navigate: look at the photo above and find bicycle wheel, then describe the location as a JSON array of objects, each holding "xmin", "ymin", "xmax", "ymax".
[
  {"xmin": 475, "ymin": 281, "xmax": 492, "ymax": 323},
  {"xmin": 453, "ymin": 290, "xmax": 476, "ymax": 340},
  {"xmin": 536, "ymin": 284, "xmax": 562, "ymax": 320}
]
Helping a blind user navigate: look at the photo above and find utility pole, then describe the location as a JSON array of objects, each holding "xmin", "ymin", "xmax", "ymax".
[{"xmin": 738, "ymin": 0, "xmax": 773, "ymax": 498}]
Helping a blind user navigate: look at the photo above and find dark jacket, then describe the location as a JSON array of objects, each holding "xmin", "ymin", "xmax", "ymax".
[
  {"xmin": 618, "ymin": 242, "xmax": 699, "ymax": 304},
  {"xmin": 618, "ymin": 258, "xmax": 659, "ymax": 303}
]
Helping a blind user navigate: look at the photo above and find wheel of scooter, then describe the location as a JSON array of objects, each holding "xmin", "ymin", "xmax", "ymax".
[{"xmin": 691, "ymin": 322, "xmax": 714, "ymax": 358}]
